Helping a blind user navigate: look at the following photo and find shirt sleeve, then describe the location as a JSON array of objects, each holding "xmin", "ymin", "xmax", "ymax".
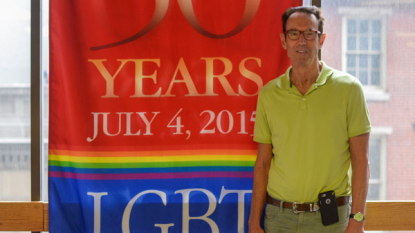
[
  {"xmin": 253, "ymin": 90, "xmax": 272, "ymax": 144},
  {"xmin": 347, "ymin": 78, "xmax": 372, "ymax": 138}
]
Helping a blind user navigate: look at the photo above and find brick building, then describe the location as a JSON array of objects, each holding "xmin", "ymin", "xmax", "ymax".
[{"xmin": 323, "ymin": 0, "xmax": 415, "ymax": 200}]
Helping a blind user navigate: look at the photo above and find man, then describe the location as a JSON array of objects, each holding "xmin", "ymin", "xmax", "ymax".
[{"xmin": 248, "ymin": 6, "xmax": 371, "ymax": 233}]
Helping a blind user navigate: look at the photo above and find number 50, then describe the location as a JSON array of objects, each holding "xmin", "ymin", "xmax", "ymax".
[{"xmin": 91, "ymin": 0, "xmax": 261, "ymax": 51}]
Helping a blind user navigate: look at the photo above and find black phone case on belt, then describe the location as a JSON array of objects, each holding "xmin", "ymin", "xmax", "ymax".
[{"xmin": 318, "ymin": 190, "xmax": 339, "ymax": 226}]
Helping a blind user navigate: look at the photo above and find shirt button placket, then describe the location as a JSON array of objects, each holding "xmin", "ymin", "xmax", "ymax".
[{"xmin": 301, "ymin": 97, "xmax": 306, "ymax": 110}]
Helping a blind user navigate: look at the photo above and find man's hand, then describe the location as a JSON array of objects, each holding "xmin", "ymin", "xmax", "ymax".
[
  {"xmin": 248, "ymin": 223, "xmax": 265, "ymax": 233},
  {"xmin": 344, "ymin": 220, "xmax": 364, "ymax": 233}
]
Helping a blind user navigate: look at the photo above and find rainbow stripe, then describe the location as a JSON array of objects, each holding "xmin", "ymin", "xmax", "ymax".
[{"xmin": 49, "ymin": 149, "xmax": 256, "ymax": 180}]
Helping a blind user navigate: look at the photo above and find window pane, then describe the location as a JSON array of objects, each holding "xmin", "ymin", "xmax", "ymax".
[
  {"xmin": 0, "ymin": 0, "xmax": 31, "ymax": 202},
  {"xmin": 368, "ymin": 183, "xmax": 380, "ymax": 200},
  {"xmin": 359, "ymin": 55, "xmax": 368, "ymax": 68},
  {"xmin": 347, "ymin": 36, "xmax": 356, "ymax": 50},
  {"xmin": 347, "ymin": 70, "xmax": 356, "ymax": 76},
  {"xmin": 359, "ymin": 71, "xmax": 368, "ymax": 85},
  {"xmin": 369, "ymin": 137, "xmax": 381, "ymax": 179},
  {"xmin": 360, "ymin": 20, "xmax": 369, "ymax": 34},
  {"xmin": 0, "ymin": 143, "xmax": 30, "ymax": 200},
  {"xmin": 347, "ymin": 54, "xmax": 356, "ymax": 68},
  {"xmin": 359, "ymin": 36, "xmax": 369, "ymax": 50},
  {"xmin": 347, "ymin": 19, "xmax": 356, "ymax": 33},
  {"xmin": 372, "ymin": 36, "xmax": 381, "ymax": 51},
  {"xmin": 372, "ymin": 19, "xmax": 381, "ymax": 34},
  {"xmin": 371, "ymin": 71, "xmax": 381, "ymax": 86},
  {"xmin": 372, "ymin": 55, "xmax": 381, "ymax": 68}
]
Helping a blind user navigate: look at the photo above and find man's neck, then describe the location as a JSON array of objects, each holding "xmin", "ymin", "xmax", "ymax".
[{"xmin": 289, "ymin": 60, "xmax": 322, "ymax": 95}]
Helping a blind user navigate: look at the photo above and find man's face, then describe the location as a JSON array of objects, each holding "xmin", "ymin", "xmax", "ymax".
[{"xmin": 280, "ymin": 12, "xmax": 326, "ymax": 66}]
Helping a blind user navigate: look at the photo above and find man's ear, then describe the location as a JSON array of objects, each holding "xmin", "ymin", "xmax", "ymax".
[
  {"xmin": 319, "ymin": 33, "xmax": 326, "ymax": 49},
  {"xmin": 280, "ymin": 33, "xmax": 287, "ymax": 50}
]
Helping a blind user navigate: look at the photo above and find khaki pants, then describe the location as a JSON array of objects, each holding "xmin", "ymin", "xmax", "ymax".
[{"xmin": 264, "ymin": 203, "xmax": 351, "ymax": 233}]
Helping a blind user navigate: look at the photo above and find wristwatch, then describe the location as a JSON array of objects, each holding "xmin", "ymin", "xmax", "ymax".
[{"xmin": 349, "ymin": 212, "xmax": 365, "ymax": 222}]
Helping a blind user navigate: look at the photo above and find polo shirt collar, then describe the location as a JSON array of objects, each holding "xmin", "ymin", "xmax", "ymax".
[
  {"xmin": 276, "ymin": 61, "xmax": 333, "ymax": 91},
  {"xmin": 275, "ymin": 66, "xmax": 292, "ymax": 90},
  {"xmin": 315, "ymin": 61, "xmax": 333, "ymax": 86}
]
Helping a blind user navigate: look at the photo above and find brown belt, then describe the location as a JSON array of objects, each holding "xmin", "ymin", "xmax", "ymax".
[{"xmin": 267, "ymin": 194, "xmax": 350, "ymax": 214}]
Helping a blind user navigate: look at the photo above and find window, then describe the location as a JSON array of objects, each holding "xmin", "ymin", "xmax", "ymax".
[
  {"xmin": 0, "ymin": 0, "xmax": 48, "ymax": 206},
  {"xmin": 367, "ymin": 127, "xmax": 392, "ymax": 200},
  {"xmin": 0, "ymin": 0, "xmax": 31, "ymax": 203},
  {"xmin": 345, "ymin": 19, "xmax": 382, "ymax": 86},
  {"xmin": 340, "ymin": 7, "xmax": 391, "ymax": 101}
]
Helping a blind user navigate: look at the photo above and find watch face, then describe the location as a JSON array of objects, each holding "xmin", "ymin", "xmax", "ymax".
[{"xmin": 354, "ymin": 212, "xmax": 364, "ymax": 221}]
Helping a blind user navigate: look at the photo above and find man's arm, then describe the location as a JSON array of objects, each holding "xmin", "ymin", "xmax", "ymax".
[
  {"xmin": 248, "ymin": 143, "xmax": 273, "ymax": 233},
  {"xmin": 345, "ymin": 133, "xmax": 370, "ymax": 233}
]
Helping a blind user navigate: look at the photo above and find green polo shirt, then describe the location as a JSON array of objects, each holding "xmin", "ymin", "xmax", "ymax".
[{"xmin": 254, "ymin": 62, "xmax": 371, "ymax": 202}]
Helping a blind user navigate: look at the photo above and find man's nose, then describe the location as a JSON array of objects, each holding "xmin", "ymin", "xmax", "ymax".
[{"xmin": 298, "ymin": 33, "xmax": 306, "ymax": 44}]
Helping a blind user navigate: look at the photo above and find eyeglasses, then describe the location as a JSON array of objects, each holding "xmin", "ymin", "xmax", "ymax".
[{"xmin": 284, "ymin": 29, "xmax": 321, "ymax": 40}]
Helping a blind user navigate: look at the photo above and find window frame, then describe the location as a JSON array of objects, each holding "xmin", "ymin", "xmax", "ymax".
[{"xmin": 31, "ymin": 0, "xmax": 42, "ymax": 215}]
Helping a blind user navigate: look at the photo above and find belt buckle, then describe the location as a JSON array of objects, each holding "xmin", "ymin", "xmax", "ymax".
[{"xmin": 292, "ymin": 202, "xmax": 305, "ymax": 214}]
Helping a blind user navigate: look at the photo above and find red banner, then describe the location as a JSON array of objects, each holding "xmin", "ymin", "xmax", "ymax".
[{"xmin": 49, "ymin": 1, "xmax": 301, "ymax": 232}]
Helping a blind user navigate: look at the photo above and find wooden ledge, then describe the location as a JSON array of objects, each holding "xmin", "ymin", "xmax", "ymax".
[
  {"xmin": 0, "ymin": 201, "xmax": 414, "ymax": 231},
  {"xmin": 0, "ymin": 202, "xmax": 44, "ymax": 231},
  {"xmin": 365, "ymin": 201, "xmax": 415, "ymax": 231}
]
